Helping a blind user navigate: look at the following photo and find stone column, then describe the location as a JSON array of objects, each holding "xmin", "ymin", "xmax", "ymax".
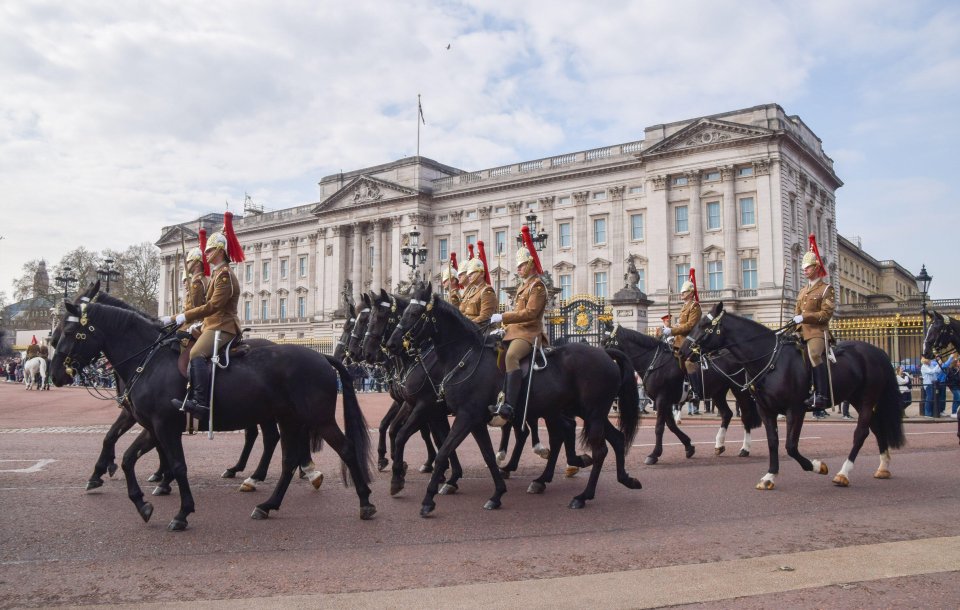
[
  {"xmin": 538, "ymin": 196, "xmax": 556, "ymax": 278},
  {"xmin": 351, "ymin": 222, "xmax": 363, "ymax": 301},
  {"xmin": 721, "ymin": 165, "xmax": 740, "ymax": 290},
  {"xmin": 450, "ymin": 210, "xmax": 463, "ymax": 263},
  {"xmin": 390, "ymin": 215, "xmax": 404, "ymax": 292},
  {"xmin": 307, "ymin": 231, "xmax": 319, "ymax": 319},
  {"xmin": 328, "ymin": 225, "xmax": 344, "ymax": 317},
  {"xmin": 372, "ymin": 219, "xmax": 383, "ymax": 291},
  {"xmin": 572, "ymin": 191, "xmax": 590, "ymax": 293},
  {"xmin": 754, "ymin": 159, "xmax": 775, "ymax": 289},
  {"xmin": 607, "ymin": 186, "xmax": 625, "ymax": 291},
  {"xmin": 159, "ymin": 255, "xmax": 171, "ymax": 316},
  {"xmin": 686, "ymin": 171, "xmax": 703, "ymax": 281},
  {"xmin": 646, "ymin": 175, "xmax": 669, "ymax": 302}
]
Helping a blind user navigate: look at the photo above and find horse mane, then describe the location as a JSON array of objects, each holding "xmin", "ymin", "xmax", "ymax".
[
  {"xmin": 88, "ymin": 302, "xmax": 163, "ymax": 334},
  {"xmin": 90, "ymin": 291, "xmax": 157, "ymax": 322},
  {"xmin": 616, "ymin": 324, "xmax": 660, "ymax": 349},
  {"xmin": 428, "ymin": 292, "xmax": 483, "ymax": 341}
]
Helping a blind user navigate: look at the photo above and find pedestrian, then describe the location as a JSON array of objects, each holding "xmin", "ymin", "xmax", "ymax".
[
  {"xmin": 947, "ymin": 359, "xmax": 960, "ymax": 418},
  {"xmin": 840, "ymin": 401, "xmax": 853, "ymax": 420},
  {"xmin": 920, "ymin": 357, "xmax": 939, "ymax": 418},
  {"xmin": 895, "ymin": 365, "xmax": 912, "ymax": 412},
  {"xmin": 935, "ymin": 355, "xmax": 954, "ymax": 417}
]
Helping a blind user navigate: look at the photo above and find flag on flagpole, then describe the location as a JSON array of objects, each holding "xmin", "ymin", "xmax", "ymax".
[{"xmin": 418, "ymin": 95, "xmax": 426, "ymax": 125}]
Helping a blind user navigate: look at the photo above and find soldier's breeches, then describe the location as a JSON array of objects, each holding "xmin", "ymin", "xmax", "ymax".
[
  {"xmin": 505, "ymin": 339, "xmax": 532, "ymax": 372},
  {"xmin": 189, "ymin": 330, "xmax": 235, "ymax": 361},
  {"xmin": 806, "ymin": 336, "xmax": 825, "ymax": 367}
]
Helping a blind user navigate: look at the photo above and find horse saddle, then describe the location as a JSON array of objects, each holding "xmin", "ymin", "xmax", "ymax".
[{"xmin": 176, "ymin": 334, "xmax": 250, "ymax": 379}]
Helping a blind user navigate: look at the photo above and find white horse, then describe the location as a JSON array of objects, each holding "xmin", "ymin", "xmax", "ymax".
[{"xmin": 23, "ymin": 356, "xmax": 47, "ymax": 390}]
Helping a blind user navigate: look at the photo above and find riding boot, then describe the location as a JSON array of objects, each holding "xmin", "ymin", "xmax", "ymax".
[
  {"xmin": 489, "ymin": 370, "xmax": 523, "ymax": 426},
  {"xmin": 803, "ymin": 362, "xmax": 831, "ymax": 410},
  {"xmin": 181, "ymin": 358, "xmax": 211, "ymax": 418}
]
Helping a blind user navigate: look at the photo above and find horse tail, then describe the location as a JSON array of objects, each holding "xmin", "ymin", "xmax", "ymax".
[
  {"xmin": 606, "ymin": 348, "xmax": 640, "ymax": 450},
  {"xmin": 322, "ymin": 355, "xmax": 374, "ymax": 485},
  {"xmin": 874, "ymin": 363, "xmax": 906, "ymax": 450}
]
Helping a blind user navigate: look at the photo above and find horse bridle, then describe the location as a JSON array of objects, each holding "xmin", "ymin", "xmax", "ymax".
[
  {"xmin": 365, "ymin": 295, "xmax": 400, "ymax": 356},
  {"xmin": 925, "ymin": 315, "xmax": 957, "ymax": 358},
  {"xmin": 393, "ymin": 294, "xmax": 437, "ymax": 353}
]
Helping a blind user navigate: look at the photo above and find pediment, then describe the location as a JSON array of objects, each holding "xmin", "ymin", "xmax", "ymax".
[
  {"xmin": 156, "ymin": 225, "xmax": 199, "ymax": 247},
  {"xmin": 311, "ymin": 175, "xmax": 421, "ymax": 215},
  {"xmin": 588, "ymin": 257, "xmax": 612, "ymax": 269},
  {"xmin": 643, "ymin": 118, "xmax": 774, "ymax": 156},
  {"xmin": 553, "ymin": 261, "xmax": 576, "ymax": 272}
]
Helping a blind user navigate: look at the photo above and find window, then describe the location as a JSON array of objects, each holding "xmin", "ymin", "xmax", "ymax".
[
  {"xmin": 739, "ymin": 197, "xmax": 756, "ymax": 226},
  {"xmin": 494, "ymin": 206, "xmax": 505, "ymax": 214},
  {"xmin": 676, "ymin": 263, "xmax": 690, "ymax": 293},
  {"xmin": 594, "ymin": 272, "xmax": 608, "ymax": 298},
  {"xmin": 558, "ymin": 222, "xmax": 572, "ymax": 248},
  {"xmin": 560, "ymin": 274, "xmax": 572, "ymax": 301},
  {"xmin": 280, "ymin": 258, "xmax": 288, "ymax": 279},
  {"xmin": 741, "ymin": 258, "xmax": 758, "ymax": 289},
  {"xmin": 706, "ymin": 201, "xmax": 721, "ymax": 230},
  {"xmin": 260, "ymin": 299, "xmax": 268, "ymax": 320},
  {"xmin": 298, "ymin": 296, "xmax": 306, "ymax": 318},
  {"xmin": 737, "ymin": 166, "xmax": 754, "ymax": 177},
  {"xmin": 708, "ymin": 261, "xmax": 724, "ymax": 290},
  {"xmin": 245, "ymin": 264, "xmax": 252, "ymax": 283},
  {"xmin": 558, "ymin": 196, "xmax": 571, "ymax": 206},
  {"xmin": 279, "ymin": 298, "xmax": 287, "ymax": 319},
  {"xmin": 494, "ymin": 230, "xmax": 506, "ymax": 256},
  {"xmin": 704, "ymin": 171, "xmax": 720, "ymax": 181},
  {"xmin": 593, "ymin": 218, "xmax": 607, "ymax": 244},
  {"xmin": 636, "ymin": 267, "xmax": 646, "ymax": 293},
  {"xmin": 592, "ymin": 191, "xmax": 606, "ymax": 201},
  {"xmin": 673, "ymin": 176, "xmax": 688, "ymax": 187},
  {"xmin": 244, "ymin": 301, "xmax": 251, "ymax": 321},
  {"xmin": 630, "ymin": 213, "xmax": 644, "ymax": 240},
  {"xmin": 465, "ymin": 210, "xmax": 477, "ymax": 220},
  {"xmin": 675, "ymin": 205, "xmax": 689, "ymax": 233},
  {"xmin": 438, "ymin": 238, "xmax": 449, "ymax": 262},
  {"xmin": 465, "ymin": 234, "xmax": 477, "ymax": 250},
  {"xmin": 629, "ymin": 186, "xmax": 643, "ymax": 195},
  {"xmin": 298, "ymin": 255, "xmax": 307, "ymax": 278},
  {"xmin": 262, "ymin": 260, "xmax": 270, "ymax": 282},
  {"xmin": 437, "ymin": 214, "xmax": 448, "ymax": 222}
]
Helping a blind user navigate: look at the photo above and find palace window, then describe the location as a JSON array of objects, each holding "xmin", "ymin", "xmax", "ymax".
[
  {"xmin": 245, "ymin": 263, "xmax": 252, "ymax": 283},
  {"xmin": 560, "ymin": 274, "xmax": 572, "ymax": 301},
  {"xmin": 673, "ymin": 176, "xmax": 688, "ymax": 187},
  {"xmin": 244, "ymin": 301, "xmax": 251, "ymax": 321},
  {"xmin": 558, "ymin": 222, "xmax": 572, "ymax": 248},
  {"xmin": 592, "ymin": 191, "xmax": 606, "ymax": 201},
  {"xmin": 629, "ymin": 186, "xmax": 643, "ymax": 195},
  {"xmin": 675, "ymin": 263, "xmax": 690, "ymax": 293},
  {"xmin": 707, "ymin": 201, "xmax": 721, "ymax": 230},
  {"xmin": 630, "ymin": 213, "xmax": 644, "ymax": 240},
  {"xmin": 636, "ymin": 267, "xmax": 646, "ymax": 293},
  {"xmin": 675, "ymin": 205, "xmax": 689, "ymax": 233},
  {"xmin": 558, "ymin": 196, "xmax": 571, "ymax": 206},
  {"xmin": 262, "ymin": 260, "xmax": 270, "ymax": 282},
  {"xmin": 708, "ymin": 260, "xmax": 724, "ymax": 290},
  {"xmin": 737, "ymin": 166, "xmax": 754, "ymax": 177},
  {"xmin": 279, "ymin": 298, "xmax": 287, "ymax": 319},
  {"xmin": 465, "ymin": 233, "xmax": 477, "ymax": 250},
  {"xmin": 594, "ymin": 272, "xmax": 608, "ymax": 298},
  {"xmin": 465, "ymin": 210, "xmax": 477, "ymax": 220},
  {"xmin": 299, "ymin": 256, "xmax": 308, "ymax": 278},
  {"xmin": 704, "ymin": 171, "xmax": 720, "ymax": 181},
  {"xmin": 438, "ymin": 237, "xmax": 448, "ymax": 262},
  {"xmin": 260, "ymin": 299, "xmax": 268, "ymax": 320},
  {"xmin": 593, "ymin": 218, "xmax": 607, "ymax": 245},
  {"xmin": 739, "ymin": 197, "xmax": 756, "ymax": 227},
  {"xmin": 494, "ymin": 230, "xmax": 507, "ymax": 256},
  {"xmin": 298, "ymin": 296, "xmax": 306, "ymax": 318},
  {"xmin": 741, "ymin": 258, "xmax": 758, "ymax": 289},
  {"xmin": 280, "ymin": 258, "xmax": 288, "ymax": 279}
]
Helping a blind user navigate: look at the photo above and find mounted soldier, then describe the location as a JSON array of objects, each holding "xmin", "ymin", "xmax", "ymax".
[
  {"xmin": 487, "ymin": 226, "xmax": 547, "ymax": 425},
  {"xmin": 442, "ymin": 252, "xmax": 461, "ymax": 307},
  {"xmin": 459, "ymin": 241, "xmax": 498, "ymax": 326},
  {"xmin": 26, "ymin": 336, "xmax": 40, "ymax": 360},
  {"xmin": 180, "ymin": 232, "xmax": 211, "ymax": 345},
  {"xmin": 659, "ymin": 268, "xmax": 703, "ymax": 404},
  {"xmin": 793, "ymin": 234, "xmax": 835, "ymax": 410},
  {"xmin": 161, "ymin": 212, "xmax": 245, "ymax": 418}
]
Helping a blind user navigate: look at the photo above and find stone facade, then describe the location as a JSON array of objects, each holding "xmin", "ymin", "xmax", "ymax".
[
  {"xmin": 157, "ymin": 103, "xmax": 842, "ymax": 340},
  {"xmin": 835, "ymin": 234, "xmax": 923, "ymax": 318}
]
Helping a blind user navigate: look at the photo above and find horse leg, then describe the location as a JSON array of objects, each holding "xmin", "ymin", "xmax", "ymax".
[
  {"xmin": 311, "ymin": 422, "xmax": 375, "ymax": 519},
  {"xmin": 528, "ymin": 417, "xmax": 566, "ymax": 493},
  {"xmin": 377, "ymin": 400, "xmax": 403, "ymax": 471},
  {"xmin": 152, "ymin": 441, "xmax": 176, "ymax": 496},
  {"xmin": 417, "ymin": 421, "xmax": 436, "ymax": 473},
  {"xmin": 389, "ymin": 403, "xmax": 430, "ymax": 496},
  {"xmin": 87, "ymin": 408, "xmax": 137, "ymax": 491},
  {"xmin": 559, "ymin": 415, "xmax": 591, "ymax": 476},
  {"xmin": 714, "ymin": 397, "xmax": 733, "ymax": 455},
  {"xmin": 241, "ymin": 422, "xmax": 281, "ymax": 492},
  {"xmin": 469, "ymin": 421, "xmax": 509, "ymax": 512},
  {"xmin": 223, "ymin": 425, "xmax": 259, "ymax": 479},
  {"xmin": 151, "ymin": 418, "xmax": 196, "ymax": 531},
  {"xmin": 499, "ymin": 419, "xmax": 529, "ymax": 476},
  {"xmin": 604, "ymin": 420, "xmax": 642, "ymax": 490},
  {"xmin": 645, "ymin": 399, "xmax": 669, "ymax": 465},
  {"xmin": 530, "ymin": 423, "xmax": 550, "ymax": 460},
  {"xmin": 387, "ymin": 401, "xmax": 414, "ymax": 468},
  {"xmin": 570, "ymin": 419, "xmax": 609, "ymax": 509},
  {"xmin": 740, "ymin": 429, "xmax": 752, "ymax": 457},
  {"xmin": 120, "ymin": 429, "xmax": 158, "ymax": 523},
  {"xmin": 497, "ymin": 425, "xmax": 511, "ymax": 464},
  {"xmin": 784, "ymin": 409, "xmax": 824, "ymax": 477},
  {"xmin": 428, "ymin": 411, "xmax": 463, "ymax": 495},
  {"xmin": 420, "ymin": 413, "xmax": 489, "ymax": 516},
  {"xmin": 252, "ymin": 425, "xmax": 302, "ymax": 519},
  {"xmin": 756, "ymin": 409, "xmax": 781, "ymax": 490}
]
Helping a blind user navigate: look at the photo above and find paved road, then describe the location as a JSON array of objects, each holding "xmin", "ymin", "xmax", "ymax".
[{"xmin": 0, "ymin": 383, "xmax": 957, "ymax": 608}]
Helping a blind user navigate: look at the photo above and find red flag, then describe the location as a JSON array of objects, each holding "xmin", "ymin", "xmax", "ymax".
[
  {"xmin": 477, "ymin": 241, "xmax": 492, "ymax": 286},
  {"xmin": 808, "ymin": 234, "xmax": 827, "ymax": 278}
]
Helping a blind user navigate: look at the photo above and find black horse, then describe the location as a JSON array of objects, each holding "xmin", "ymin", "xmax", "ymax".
[
  {"xmin": 688, "ymin": 302, "xmax": 906, "ymax": 489},
  {"xmin": 385, "ymin": 283, "xmax": 641, "ymax": 514},
  {"xmin": 923, "ymin": 310, "xmax": 960, "ymax": 444},
  {"xmin": 602, "ymin": 321, "xmax": 761, "ymax": 464},
  {"xmin": 50, "ymin": 300, "xmax": 374, "ymax": 530}
]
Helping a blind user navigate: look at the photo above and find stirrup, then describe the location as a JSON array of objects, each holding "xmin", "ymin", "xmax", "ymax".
[
  {"xmin": 182, "ymin": 399, "xmax": 209, "ymax": 418},
  {"xmin": 488, "ymin": 403, "xmax": 514, "ymax": 427}
]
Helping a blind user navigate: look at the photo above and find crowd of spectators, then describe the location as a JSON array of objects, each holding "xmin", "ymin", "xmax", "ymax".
[
  {"xmin": 3, "ymin": 357, "xmax": 24, "ymax": 383},
  {"xmin": 919, "ymin": 355, "xmax": 958, "ymax": 418}
]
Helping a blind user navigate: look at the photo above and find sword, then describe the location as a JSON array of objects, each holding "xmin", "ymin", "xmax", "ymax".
[
  {"xmin": 208, "ymin": 330, "xmax": 221, "ymax": 440},
  {"xmin": 521, "ymin": 336, "xmax": 540, "ymax": 433},
  {"xmin": 824, "ymin": 329, "xmax": 836, "ymax": 408}
]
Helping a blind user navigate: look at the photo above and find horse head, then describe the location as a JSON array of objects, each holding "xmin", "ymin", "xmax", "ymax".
[
  {"xmin": 923, "ymin": 310, "xmax": 955, "ymax": 359},
  {"xmin": 362, "ymin": 289, "xmax": 402, "ymax": 363},
  {"xmin": 598, "ymin": 319, "xmax": 617, "ymax": 348},
  {"xmin": 688, "ymin": 301, "xmax": 728, "ymax": 353},
  {"xmin": 347, "ymin": 294, "xmax": 373, "ymax": 361},
  {"xmin": 386, "ymin": 282, "xmax": 434, "ymax": 353},
  {"xmin": 334, "ymin": 303, "xmax": 357, "ymax": 362},
  {"xmin": 50, "ymin": 301, "xmax": 105, "ymax": 387}
]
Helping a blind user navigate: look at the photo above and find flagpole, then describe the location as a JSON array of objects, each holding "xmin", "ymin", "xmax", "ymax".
[{"xmin": 417, "ymin": 93, "xmax": 421, "ymax": 158}]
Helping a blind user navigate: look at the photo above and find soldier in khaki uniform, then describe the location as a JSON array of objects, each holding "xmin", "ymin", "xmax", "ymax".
[
  {"xmin": 162, "ymin": 214, "xmax": 245, "ymax": 417},
  {"xmin": 458, "ymin": 257, "xmax": 498, "ymax": 326},
  {"xmin": 487, "ymin": 227, "xmax": 547, "ymax": 425},
  {"xmin": 441, "ymin": 265, "xmax": 461, "ymax": 308},
  {"xmin": 659, "ymin": 269, "xmax": 703, "ymax": 404},
  {"xmin": 179, "ymin": 247, "xmax": 209, "ymax": 343},
  {"xmin": 792, "ymin": 237, "xmax": 835, "ymax": 409}
]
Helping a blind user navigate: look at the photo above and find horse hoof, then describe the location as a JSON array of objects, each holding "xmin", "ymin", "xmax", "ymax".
[
  {"xmin": 832, "ymin": 474, "xmax": 850, "ymax": 487},
  {"xmin": 564, "ymin": 466, "xmax": 580, "ymax": 478},
  {"xmin": 167, "ymin": 519, "xmax": 187, "ymax": 532},
  {"xmin": 621, "ymin": 477, "xmax": 642, "ymax": 490},
  {"xmin": 139, "ymin": 502, "xmax": 154, "ymax": 523},
  {"xmin": 738, "ymin": 449, "xmax": 750, "ymax": 457},
  {"xmin": 533, "ymin": 444, "xmax": 551, "ymax": 460},
  {"xmin": 390, "ymin": 480, "xmax": 404, "ymax": 496},
  {"xmin": 420, "ymin": 504, "xmax": 435, "ymax": 518},
  {"xmin": 251, "ymin": 507, "xmax": 269, "ymax": 520},
  {"xmin": 377, "ymin": 458, "xmax": 389, "ymax": 472},
  {"xmin": 107, "ymin": 463, "xmax": 118, "ymax": 478},
  {"xmin": 755, "ymin": 480, "xmax": 775, "ymax": 491},
  {"xmin": 578, "ymin": 454, "xmax": 594, "ymax": 468},
  {"xmin": 482, "ymin": 499, "xmax": 501, "ymax": 510},
  {"xmin": 644, "ymin": 456, "xmax": 658, "ymax": 466},
  {"xmin": 220, "ymin": 469, "xmax": 237, "ymax": 479},
  {"xmin": 152, "ymin": 485, "xmax": 171, "ymax": 496},
  {"xmin": 873, "ymin": 469, "xmax": 891, "ymax": 479},
  {"xmin": 85, "ymin": 479, "xmax": 103, "ymax": 492},
  {"xmin": 568, "ymin": 498, "xmax": 586, "ymax": 509},
  {"xmin": 495, "ymin": 451, "xmax": 506, "ymax": 465},
  {"xmin": 685, "ymin": 445, "xmax": 696, "ymax": 459},
  {"xmin": 239, "ymin": 482, "xmax": 256, "ymax": 492},
  {"xmin": 527, "ymin": 481, "xmax": 546, "ymax": 494},
  {"xmin": 439, "ymin": 483, "xmax": 458, "ymax": 495},
  {"xmin": 309, "ymin": 472, "xmax": 324, "ymax": 490},
  {"xmin": 360, "ymin": 505, "xmax": 377, "ymax": 520},
  {"xmin": 147, "ymin": 473, "xmax": 162, "ymax": 483},
  {"xmin": 715, "ymin": 446, "xmax": 725, "ymax": 456},
  {"xmin": 816, "ymin": 462, "xmax": 829, "ymax": 475},
  {"xmin": 419, "ymin": 463, "xmax": 433, "ymax": 474}
]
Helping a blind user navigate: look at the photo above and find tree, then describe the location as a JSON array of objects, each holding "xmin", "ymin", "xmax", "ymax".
[
  {"xmin": 12, "ymin": 259, "xmax": 46, "ymax": 301},
  {"xmin": 116, "ymin": 242, "xmax": 161, "ymax": 315},
  {"xmin": 54, "ymin": 247, "xmax": 100, "ymax": 296}
]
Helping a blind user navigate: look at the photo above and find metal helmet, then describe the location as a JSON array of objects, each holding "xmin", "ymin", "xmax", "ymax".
[{"xmin": 464, "ymin": 257, "xmax": 485, "ymax": 276}]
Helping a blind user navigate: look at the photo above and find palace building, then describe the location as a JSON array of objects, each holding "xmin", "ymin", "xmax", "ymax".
[{"xmin": 157, "ymin": 103, "xmax": 842, "ymax": 342}]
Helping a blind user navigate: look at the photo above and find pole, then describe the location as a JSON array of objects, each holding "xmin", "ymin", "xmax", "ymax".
[
  {"xmin": 824, "ymin": 329, "xmax": 836, "ymax": 408},
  {"xmin": 416, "ymin": 94, "xmax": 422, "ymax": 158},
  {"xmin": 208, "ymin": 330, "xmax": 221, "ymax": 440},
  {"xmin": 779, "ymin": 266, "xmax": 787, "ymax": 326}
]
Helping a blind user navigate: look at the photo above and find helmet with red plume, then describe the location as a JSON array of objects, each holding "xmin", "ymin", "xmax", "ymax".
[
  {"xmin": 477, "ymin": 241, "xmax": 492, "ymax": 285},
  {"xmin": 516, "ymin": 226, "xmax": 543, "ymax": 274}
]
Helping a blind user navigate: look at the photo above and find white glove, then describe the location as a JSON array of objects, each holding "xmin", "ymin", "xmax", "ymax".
[
  {"xmin": 792, "ymin": 314, "xmax": 804, "ymax": 324},
  {"xmin": 661, "ymin": 326, "xmax": 672, "ymax": 336},
  {"xmin": 160, "ymin": 315, "xmax": 172, "ymax": 325},
  {"xmin": 490, "ymin": 313, "xmax": 503, "ymax": 324}
]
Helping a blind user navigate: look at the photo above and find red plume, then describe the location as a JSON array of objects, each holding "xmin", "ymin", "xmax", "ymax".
[
  {"xmin": 450, "ymin": 252, "xmax": 458, "ymax": 271},
  {"xmin": 477, "ymin": 241, "xmax": 492, "ymax": 286},
  {"xmin": 468, "ymin": 243, "xmax": 475, "ymax": 260},
  {"xmin": 520, "ymin": 226, "xmax": 543, "ymax": 275},
  {"xmin": 808, "ymin": 234, "xmax": 827, "ymax": 278},
  {"xmin": 222, "ymin": 211, "xmax": 245, "ymax": 263},
  {"xmin": 688, "ymin": 268, "xmax": 700, "ymax": 303},
  {"xmin": 31, "ymin": 335, "xmax": 38, "ymax": 345},
  {"xmin": 198, "ymin": 228, "xmax": 211, "ymax": 276}
]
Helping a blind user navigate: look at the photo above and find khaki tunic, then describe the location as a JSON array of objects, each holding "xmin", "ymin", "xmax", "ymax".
[
  {"xmin": 669, "ymin": 300, "xmax": 702, "ymax": 343},
  {"xmin": 447, "ymin": 288, "xmax": 462, "ymax": 308},
  {"xmin": 502, "ymin": 276, "xmax": 547, "ymax": 344},
  {"xmin": 794, "ymin": 279, "xmax": 835, "ymax": 341},
  {"xmin": 184, "ymin": 263, "xmax": 241, "ymax": 336},
  {"xmin": 179, "ymin": 273, "xmax": 208, "ymax": 332},
  {"xmin": 459, "ymin": 282, "xmax": 498, "ymax": 325}
]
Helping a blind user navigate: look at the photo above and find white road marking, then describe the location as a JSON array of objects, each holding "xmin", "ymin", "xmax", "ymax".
[
  {"xmin": 0, "ymin": 459, "xmax": 56, "ymax": 473},
  {"xmin": 633, "ymin": 436, "xmax": 820, "ymax": 448}
]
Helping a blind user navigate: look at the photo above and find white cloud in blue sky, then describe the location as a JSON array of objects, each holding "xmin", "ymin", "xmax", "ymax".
[{"xmin": 0, "ymin": 0, "xmax": 957, "ymax": 298}]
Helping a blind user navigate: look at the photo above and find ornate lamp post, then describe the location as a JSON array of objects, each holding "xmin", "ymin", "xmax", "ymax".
[
  {"xmin": 515, "ymin": 214, "xmax": 549, "ymax": 251},
  {"xmin": 916, "ymin": 264, "xmax": 933, "ymax": 357},
  {"xmin": 54, "ymin": 266, "xmax": 78, "ymax": 300},
  {"xmin": 400, "ymin": 226, "xmax": 428, "ymax": 286},
  {"xmin": 97, "ymin": 257, "xmax": 121, "ymax": 293}
]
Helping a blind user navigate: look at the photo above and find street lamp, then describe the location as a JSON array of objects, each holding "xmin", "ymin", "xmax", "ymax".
[
  {"xmin": 916, "ymin": 264, "xmax": 933, "ymax": 352},
  {"xmin": 54, "ymin": 266, "xmax": 78, "ymax": 300},
  {"xmin": 97, "ymin": 258, "xmax": 121, "ymax": 293},
  {"xmin": 515, "ymin": 213, "xmax": 549, "ymax": 251},
  {"xmin": 400, "ymin": 226, "xmax": 428, "ymax": 281}
]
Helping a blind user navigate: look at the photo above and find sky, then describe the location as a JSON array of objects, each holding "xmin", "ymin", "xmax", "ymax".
[{"xmin": 1, "ymin": 0, "xmax": 958, "ymax": 300}]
